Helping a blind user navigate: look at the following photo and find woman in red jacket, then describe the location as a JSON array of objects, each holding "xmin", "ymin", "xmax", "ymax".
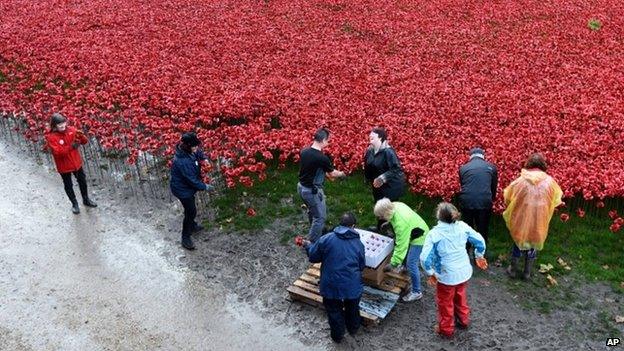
[{"xmin": 45, "ymin": 113, "xmax": 97, "ymax": 214}]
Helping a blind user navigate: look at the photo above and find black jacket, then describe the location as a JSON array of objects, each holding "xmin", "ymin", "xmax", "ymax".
[
  {"xmin": 364, "ymin": 146, "xmax": 406, "ymax": 201},
  {"xmin": 458, "ymin": 157, "xmax": 498, "ymax": 209}
]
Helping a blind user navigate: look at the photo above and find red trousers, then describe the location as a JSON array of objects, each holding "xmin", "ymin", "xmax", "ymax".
[{"xmin": 435, "ymin": 281, "xmax": 470, "ymax": 337}]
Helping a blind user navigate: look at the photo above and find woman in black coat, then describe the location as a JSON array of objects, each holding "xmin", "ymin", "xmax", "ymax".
[{"xmin": 364, "ymin": 128, "xmax": 406, "ymax": 230}]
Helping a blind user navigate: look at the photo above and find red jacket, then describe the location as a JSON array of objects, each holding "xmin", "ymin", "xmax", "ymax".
[{"xmin": 45, "ymin": 126, "xmax": 89, "ymax": 173}]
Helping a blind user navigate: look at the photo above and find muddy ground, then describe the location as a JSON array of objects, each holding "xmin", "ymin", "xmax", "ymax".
[{"xmin": 1, "ymin": 139, "xmax": 621, "ymax": 351}]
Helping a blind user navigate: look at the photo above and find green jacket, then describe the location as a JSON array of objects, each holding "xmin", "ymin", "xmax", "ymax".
[{"xmin": 389, "ymin": 202, "xmax": 430, "ymax": 266}]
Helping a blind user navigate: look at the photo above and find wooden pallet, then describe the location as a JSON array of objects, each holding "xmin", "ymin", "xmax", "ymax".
[{"xmin": 287, "ymin": 263, "xmax": 411, "ymax": 325}]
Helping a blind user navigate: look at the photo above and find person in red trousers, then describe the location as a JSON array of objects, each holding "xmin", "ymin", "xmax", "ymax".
[
  {"xmin": 420, "ymin": 202, "xmax": 488, "ymax": 338},
  {"xmin": 45, "ymin": 113, "xmax": 97, "ymax": 214}
]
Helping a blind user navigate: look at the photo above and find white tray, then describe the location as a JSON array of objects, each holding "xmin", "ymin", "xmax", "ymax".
[{"xmin": 356, "ymin": 228, "xmax": 394, "ymax": 268}]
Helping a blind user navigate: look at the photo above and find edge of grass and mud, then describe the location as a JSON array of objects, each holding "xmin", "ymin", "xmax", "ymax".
[{"xmin": 206, "ymin": 164, "xmax": 624, "ymax": 338}]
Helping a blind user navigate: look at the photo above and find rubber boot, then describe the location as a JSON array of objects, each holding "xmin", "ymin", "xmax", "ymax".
[
  {"xmin": 523, "ymin": 256, "xmax": 535, "ymax": 280},
  {"xmin": 506, "ymin": 256, "xmax": 519, "ymax": 278}
]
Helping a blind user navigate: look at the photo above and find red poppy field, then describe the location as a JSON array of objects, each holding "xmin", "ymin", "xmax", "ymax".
[{"xmin": 1, "ymin": 0, "xmax": 623, "ymax": 216}]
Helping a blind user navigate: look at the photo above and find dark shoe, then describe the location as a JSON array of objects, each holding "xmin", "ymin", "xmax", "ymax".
[
  {"xmin": 330, "ymin": 335, "xmax": 343, "ymax": 343},
  {"xmin": 83, "ymin": 198, "xmax": 98, "ymax": 208},
  {"xmin": 435, "ymin": 325, "xmax": 453, "ymax": 338},
  {"xmin": 192, "ymin": 224, "xmax": 205, "ymax": 233},
  {"xmin": 506, "ymin": 257, "xmax": 520, "ymax": 278},
  {"xmin": 181, "ymin": 236, "xmax": 196, "ymax": 250},
  {"xmin": 71, "ymin": 202, "xmax": 80, "ymax": 214},
  {"xmin": 523, "ymin": 257, "xmax": 535, "ymax": 280},
  {"xmin": 455, "ymin": 316, "xmax": 469, "ymax": 330}
]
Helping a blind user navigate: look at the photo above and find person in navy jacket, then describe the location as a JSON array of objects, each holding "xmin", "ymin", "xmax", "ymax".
[
  {"xmin": 302, "ymin": 212, "xmax": 365, "ymax": 343},
  {"xmin": 170, "ymin": 132, "xmax": 214, "ymax": 250}
]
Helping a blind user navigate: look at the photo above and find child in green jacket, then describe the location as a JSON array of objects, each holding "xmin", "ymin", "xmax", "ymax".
[{"xmin": 374, "ymin": 198, "xmax": 430, "ymax": 301}]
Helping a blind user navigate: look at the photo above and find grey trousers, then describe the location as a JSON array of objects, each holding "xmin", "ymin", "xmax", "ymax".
[{"xmin": 297, "ymin": 183, "xmax": 327, "ymax": 243}]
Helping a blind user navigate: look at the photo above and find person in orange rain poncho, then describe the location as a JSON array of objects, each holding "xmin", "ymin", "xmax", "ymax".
[{"xmin": 503, "ymin": 153, "xmax": 563, "ymax": 280}]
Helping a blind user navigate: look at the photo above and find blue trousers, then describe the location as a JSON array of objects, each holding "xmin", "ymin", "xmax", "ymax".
[
  {"xmin": 406, "ymin": 244, "xmax": 423, "ymax": 293},
  {"xmin": 322, "ymin": 297, "xmax": 361, "ymax": 342}
]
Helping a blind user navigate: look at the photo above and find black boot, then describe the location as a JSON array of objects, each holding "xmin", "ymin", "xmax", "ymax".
[
  {"xmin": 83, "ymin": 197, "xmax": 98, "ymax": 208},
  {"xmin": 506, "ymin": 256, "xmax": 519, "ymax": 278},
  {"xmin": 181, "ymin": 236, "xmax": 196, "ymax": 250},
  {"xmin": 523, "ymin": 256, "xmax": 535, "ymax": 280},
  {"xmin": 71, "ymin": 200, "xmax": 80, "ymax": 214}
]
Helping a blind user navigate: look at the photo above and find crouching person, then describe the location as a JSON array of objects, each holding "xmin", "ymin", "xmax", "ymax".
[
  {"xmin": 420, "ymin": 202, "xmax": 488, "ymax": 338},
  {"xmin": 302, "ymin": 212, "xmax": 365, "ymax": 343}
]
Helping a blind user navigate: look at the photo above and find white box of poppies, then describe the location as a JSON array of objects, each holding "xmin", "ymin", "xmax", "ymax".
[{"xmin": 355, "ymin": 229, "xmax": 394, "ymax": 269}]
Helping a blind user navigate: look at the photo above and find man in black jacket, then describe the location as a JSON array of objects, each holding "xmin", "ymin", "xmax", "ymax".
[{"xmin": 458, "ymin": 148, "xmax": 498, "ymax": 243}]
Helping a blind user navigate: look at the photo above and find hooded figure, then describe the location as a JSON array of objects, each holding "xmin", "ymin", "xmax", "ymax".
[
  {"xmin": 503, "ymin": 153, "xmax": 562, "ymax": 279},
  {"xmin": 303, "ymin": 213, "xmax": 365, "ymax": 343}
]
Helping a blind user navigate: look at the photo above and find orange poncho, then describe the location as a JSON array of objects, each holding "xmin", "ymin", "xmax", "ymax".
[{"xmin": 503, "ymin": 169, "xmax": 563, "ymax": 250}]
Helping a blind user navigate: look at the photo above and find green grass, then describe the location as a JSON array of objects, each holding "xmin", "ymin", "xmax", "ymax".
[
  {"xmin": 588, "ymin": 19, "xmax": 602, "ymax": 31},
  {"xmin": 209, "ymin": 164, "xmax": 624, "ymax": 287}
]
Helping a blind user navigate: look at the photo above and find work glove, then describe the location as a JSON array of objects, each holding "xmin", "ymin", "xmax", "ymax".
[
  {"xmin": 476, "ymin": 257, "xmax": 489, "ymax": 270},
  {"xmin": 426, "ymin": 275, "xmax": 438, "ymax": 287},
  {"xmin": 204, "ymin": 184, "xmax": 215, "ymax": 192},
  {"xmin": 383, "ymin": 263, "xmax": 403, "ymax": 274},
  {"xmin": 71, "ymin": 142, "xmax": 80, "ymax": 149}
]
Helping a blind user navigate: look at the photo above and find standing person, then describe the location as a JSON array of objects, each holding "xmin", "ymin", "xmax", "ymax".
[
  {"xmin": 170, "ymin": 132, "xmax": 214, "ymax": 250},
  {"xmin": 503, "ymin": 153, "xmax": 562, "ymax": 280},
  {"xmin": 364, "ymin": 127, "xmax": 406, "ymax": 231},
  {"xmin": 458, "ymin": 147, "xmax": 498, "ymax": 244},
  {"xmin": 297, "ymin": 128, "xmax": 346, "ymax": 243},
  {"xmin": 45, "ymin": 113, "xmax": 98, "ymax": 214},
  {"xmin": 421, "ymin": 202, "xmax": 488, "ymax": 338},
  {"xmin": 301, "ymin": 212, "xmax": 365, "ymax": 343},
  {"xmin": 374, "ymin": 198, "xmax": 429, "ymax": 302}
]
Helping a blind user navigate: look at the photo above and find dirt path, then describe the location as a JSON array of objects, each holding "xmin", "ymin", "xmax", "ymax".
[
  {"xmin": 0, "ymin": 140, "xmax": 319, "ymax": 351},
  {"xmin": 1, "ymin": 139, "xmax": 621, "ymax": 351}
]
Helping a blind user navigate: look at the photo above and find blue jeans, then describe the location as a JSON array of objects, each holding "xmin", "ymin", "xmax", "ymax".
[
  {"xmin": 297, "ymin": 183, "xmax": 327, "ymax": 243},
  {"xmin": 406, "ymin": 244, "xmax": 423, "ymax": 293}
]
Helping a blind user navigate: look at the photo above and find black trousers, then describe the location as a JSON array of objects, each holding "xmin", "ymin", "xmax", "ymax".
[
  {"xmin": 60, "ymin": 167, "xmax": 88, "ymax": 204},
  {"xmin": 322, "ymin": 297, "xmax": 361, "ymax": 342},
  {"xmin": 179, "ymin": 195, "xmax": 198, "ymax": 239},
  {"xmin": 462, "ymin": 208, "xmax": 491, "ymax": 243}
]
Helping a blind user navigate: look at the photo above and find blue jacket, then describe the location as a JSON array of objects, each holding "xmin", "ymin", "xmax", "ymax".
[
  {"xmin": 420, "ymin": 221, "xmax": 486, "ymax": 286},
  {"xmin": 170, "ymin": 145, "xmax": 209, "ymax": 199},
  {"xmin": 306, "ymin": 226, "xmax": 366, "ymax": 300},
  {"xmin": 458, "ymin": 157, "xmax": 498, "ymax": 209}
]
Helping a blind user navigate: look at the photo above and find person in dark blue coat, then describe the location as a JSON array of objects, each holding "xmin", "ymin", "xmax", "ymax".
[
  {"xmin": 170, "ymin": 132, "xmax": 214, "ymax": 250},
  {"xmin": 302, "ymin": 212, "xmax": 365, "ymax": 343},
  {"xmin": 458, "ymin": 147, "xmax": 498, "ymax": 244}
]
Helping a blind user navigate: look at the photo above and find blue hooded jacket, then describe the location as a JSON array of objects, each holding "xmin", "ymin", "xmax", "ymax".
[
  {"xmin": 306, "ymin": 226, "xmax": 366, "ymax": 300},
  {"xmin": 170, "ymin": 145, "xmax": 208, "ymax": 199}
]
